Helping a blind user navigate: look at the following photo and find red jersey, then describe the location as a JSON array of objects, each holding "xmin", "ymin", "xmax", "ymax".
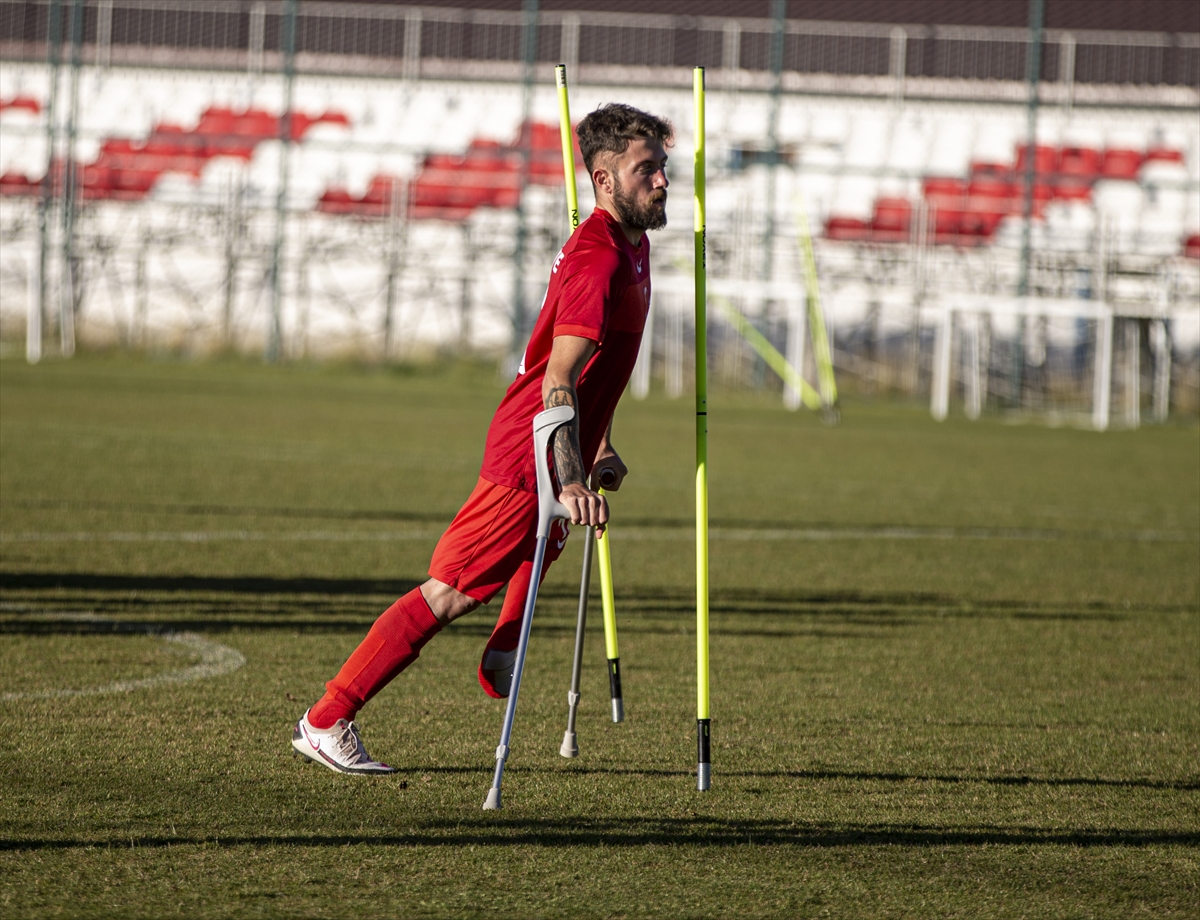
[{"xmin": 481, "ymin": 208, "xmax": 651, "ymax": 493}]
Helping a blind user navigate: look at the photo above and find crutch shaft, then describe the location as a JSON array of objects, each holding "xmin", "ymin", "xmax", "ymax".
[
  {"xmin": 560, "ymin": 525, "xmax": 594, "ymax": 757},
  {"xmin": 487, "ymin": 533, "xmax": 549, "ymax": 801}
]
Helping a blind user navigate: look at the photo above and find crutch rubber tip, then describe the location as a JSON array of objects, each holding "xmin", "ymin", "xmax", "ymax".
[
  {"xmin": 559, "ymin": 731, "xmax": 579, "ymax": 759},
  {"xmin": 611, "ymin": 698, "xmax": 625, "ymax": 723},
  {"xmin": 482, "ymin": 788, "xmax": 502, "ymax": 810}
]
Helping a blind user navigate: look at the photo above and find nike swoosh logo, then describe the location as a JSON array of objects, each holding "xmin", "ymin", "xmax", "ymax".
[
  {"xmin": 556, "ymin": 538, "xmax": 567, "ymax": 550},
  {"xmin": 302, "ymin": 724, "xmax": 321, "ymax": 753}
]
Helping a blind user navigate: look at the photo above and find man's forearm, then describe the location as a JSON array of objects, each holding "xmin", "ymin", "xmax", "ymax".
[{"xmin": 545, "ymin": 384, "xmax": 587, "ymax": 487}]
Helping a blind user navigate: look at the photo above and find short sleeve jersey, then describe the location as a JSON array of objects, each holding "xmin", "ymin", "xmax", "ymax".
[{"xmin": 480, "ymin": 208, "xmax": 650, "ymax": 493}]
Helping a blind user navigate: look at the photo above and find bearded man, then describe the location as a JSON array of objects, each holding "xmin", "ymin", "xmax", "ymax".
[{"xmin": 292, "ymin": 103, "xmax": 671, "ymax": 774}]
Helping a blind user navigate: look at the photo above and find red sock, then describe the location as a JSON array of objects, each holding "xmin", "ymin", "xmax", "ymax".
[{"xmin": 308, "ymin": 587, "xmax": 443, "ymax": 729}]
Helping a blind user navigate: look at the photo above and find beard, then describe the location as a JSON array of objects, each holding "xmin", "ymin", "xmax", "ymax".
[{"xmin": 611, "ymin": 176, "xmax": 667, "ymax": 231}]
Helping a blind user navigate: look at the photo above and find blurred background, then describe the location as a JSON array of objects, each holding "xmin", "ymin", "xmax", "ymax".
[{"xmin": 1, "ymin": 0, "xmax": 1197, "ymax": 426}]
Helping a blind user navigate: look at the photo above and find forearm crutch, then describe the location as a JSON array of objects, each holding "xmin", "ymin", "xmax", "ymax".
[
  {"xmin": 560, "ymin": 468, "xmax": 618, "ymax": 759},
  {"xmin": 483, "ymin": 405, "xmax": 574, "ymax": 811}
]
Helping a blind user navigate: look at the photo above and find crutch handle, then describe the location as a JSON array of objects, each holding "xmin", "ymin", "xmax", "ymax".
[
  {"xmin": 532, "ymin": 405, "xmax": 575, "ymax": 537},
  {"xmin": 594, "ymin": 467, "xmax": 618, "ymax": 490}
]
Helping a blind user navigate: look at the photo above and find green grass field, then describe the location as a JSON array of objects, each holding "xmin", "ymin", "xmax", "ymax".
[{"xmin": 1, "ymin": 354, "xmax": 1197, "ymax": 919}]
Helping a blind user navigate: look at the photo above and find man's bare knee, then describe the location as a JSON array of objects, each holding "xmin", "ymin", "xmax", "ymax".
[{"xmin": 421, "ymin": 579, "xmax": 481, "ymax": 625}]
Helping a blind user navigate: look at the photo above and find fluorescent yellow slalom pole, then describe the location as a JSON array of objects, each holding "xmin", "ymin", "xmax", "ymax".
[
  {"xmin": 794, "ymin": 194, "xmax": 838, "ymax": 416},
  {"xmin": 693, "ymin": 66, "xmax": 711, "ymax": 793},
  {"xmin": 555, "ymin": 65, "xmax": 625, "ymax": 755},
  {"xmin": 595, "ymin": 508, "xmax": 623, "ymax": 722},
  {"xmin": 712, "ymin": 294, "xmax": 821, "ymax": 410},
  {"xmin": 555, "ymin": 64, "xmax": 581, "ymax": 231}
]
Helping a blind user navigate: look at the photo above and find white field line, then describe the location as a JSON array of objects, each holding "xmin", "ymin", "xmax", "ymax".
[
  {"xmin": 0, "ymin": 527, "xmax": 1194, "ymax": 543},
  {"xmin": 1, "ymin": 628, "xmax": 246, "ymax": 701}
]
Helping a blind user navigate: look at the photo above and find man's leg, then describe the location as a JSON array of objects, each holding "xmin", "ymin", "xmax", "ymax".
[
  {"xmin": 308, "ymin": 581, "xmax": 478, "ymax": 728},
  {"xmin": 293, "ymin": 476, "xmax": 538, "ymax": 773},
  {"xmin": 478, "ymin": 519, "xmax": 568, "ymax": 698},
  {"xmin": 292, "ymin": 581, "xmax": 478, "ymax": 775}
]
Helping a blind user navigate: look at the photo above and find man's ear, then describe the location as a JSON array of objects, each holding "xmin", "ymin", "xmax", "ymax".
[{"xmin": 592, "ymin": 160, "xmax": 613, "ymax": 198}]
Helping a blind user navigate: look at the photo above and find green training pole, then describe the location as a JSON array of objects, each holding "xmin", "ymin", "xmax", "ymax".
[
  {"xmin": 555, "ymin": 64, "xmax": 580, "ymax": 231},
  {"xmin": 556, "ymin": 62, "xmax": 624, "ymax": 721},
  {"xmin": 693, "ymin": 66, "xmax": 711, "ymax": 793}
]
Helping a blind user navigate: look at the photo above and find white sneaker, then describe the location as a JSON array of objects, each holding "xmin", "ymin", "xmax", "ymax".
[{"xmin": 291, "ymin": 710, "xmax": 397, "ymax": 775}]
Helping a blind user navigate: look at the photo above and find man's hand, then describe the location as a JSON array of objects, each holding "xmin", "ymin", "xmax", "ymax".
[{"xmin": 559, "ymin": 482, "xmax": 609, "ymax": 528}]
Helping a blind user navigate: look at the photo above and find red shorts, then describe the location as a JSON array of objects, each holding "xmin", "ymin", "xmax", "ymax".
[{"xmin": 428, "ymin": 476, "xmax": 570, "ymax": 604}]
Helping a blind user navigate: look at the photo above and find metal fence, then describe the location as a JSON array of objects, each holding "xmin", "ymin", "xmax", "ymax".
[{"xmin": 2, "ymin": 0, "xmax": 1198, "ymax": 95}]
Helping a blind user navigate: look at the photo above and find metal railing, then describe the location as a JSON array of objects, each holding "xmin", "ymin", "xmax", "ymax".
[{"xmin": 2, "ymin": 0, "xmax": 1197, "ymax": 96}]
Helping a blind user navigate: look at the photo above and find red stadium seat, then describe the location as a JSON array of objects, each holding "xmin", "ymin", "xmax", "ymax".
[
  {"xmin": 870, "ymin": 197, "xmax": 912, "ymax": 240},
  {"xmin": 233, "ymin": 109, "xmax": 278, "ymax": 138},
  {"xmin": 929, "ymin": 204, "xmax": 965, "ymax": 236},
  {"xmin": 958, "ymin": 207, "xmax": 1004, "ymax": 240},
  {"xmin": 1052, "ymin": 180, "xmax": 1092, "ymax": 202},
  {"xmin": 316, "ymin": 187, "xmax": 357, "ymax": 214},
  {"xmin": 101, "ymin": 138, "xmax": 138, "ymax": 156},
  {"xmin": 824, "ymin": 216, "xmax": 870, "ymax": 241},
  {"xmin": 196, "ymin": 106, "xmax": 237, "ymax": 135},
  {"xmin": 1014, "ymin": 144, "xmax": 1057, "ymax": 175},
  {"xmin": 410, "ymin": 205, "xmax": 474, "ymax": 222},
  {"xmin": 108, "ymin": 168, "xmax": 158, "ymax": 199},
  {"xmin": 1145, "ymin": 147, "xmax": 1184, "ymax": 165},
  {"xmin": 1058, "ymin": 146, "xmax": 1101, "ymax": 178},
  {"xmin": 0, "ymin": 172, "xmax": 37, "ymax": 195},
  {"xmin": 424, "ymin": 153, "xmax": 465, "ymax": 171},
  {"xmin": 0, "ymin": 95, "xmax": 41, "ymax": 114},
  {"xmin": 1100, "ymin": 148, "xmax": 1143, "ymax": 180},
  {"xmin": 81, "ymin": 164, "xmax": 115, "ymax": 196},
  {"xmin": 361, "ymin": 176, "xmax": 396, "ymax": 202},
  {"xmin": 491, "ymin": 187, "xmax": 520, "ymax": 209},
  {"xmin": 969, "ymin": 161, "xmax": 1010, "ymax": 179},
  {"xmin": 923, "ymin": 177, "xmax": 967, "ymax": 204},
  {"xmin": 1184, "ymin": 234, "xmax": 1200, "ymax": 259},
  {"xmin": 967, "ymin": 177, "xmax": 1016, "ymax": 200}
]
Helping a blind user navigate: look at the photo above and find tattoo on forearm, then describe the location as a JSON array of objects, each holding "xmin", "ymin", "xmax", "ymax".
[{"xmin": 545, "ymin": 385, "xmax": 586, "ymax": 487}]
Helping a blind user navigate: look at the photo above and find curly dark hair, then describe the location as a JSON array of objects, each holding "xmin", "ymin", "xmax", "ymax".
[{"xmin": 576, "ymin": 103, "xmax": 674, "ymax": 174}]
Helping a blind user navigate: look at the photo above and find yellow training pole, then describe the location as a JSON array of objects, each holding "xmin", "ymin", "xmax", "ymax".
[
  {"xmin": 556, "ymin": 63, "xmax": 625, "ymax": 723},
  {"xmin": 794, "ymin": 195, "xmax": 838, "ymax": 413},
  {"xmin": 596, "ymin": 522, "xmax": 623, "ymax": 721},
  {"xmin": 555, "ymin": 64, "xmax": 580, "ymax": 231},
  {"xmin": 693, "ymin": 66, "xmax": 711, "ymax": 793}
]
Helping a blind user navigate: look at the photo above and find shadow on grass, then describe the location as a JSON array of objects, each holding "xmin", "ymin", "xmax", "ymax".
[
  {"xmin": 4, "ymin": 817, "xmax": 1197, "ymax": 851},
  {"xmin": 8, "ymin": 499, "xmax": 1198, "ymax": 544},
  {"xmin": 418, "ymin": 764, "xmax": 1200, "ymax": 792},
  {"xmin": 1, "ymin": 573, "xmax": 1146, "ymax": 637}
]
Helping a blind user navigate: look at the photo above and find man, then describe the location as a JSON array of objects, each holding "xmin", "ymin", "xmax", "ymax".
[{"xmin": 292, "ymin": 103, "xmax": 672, "ymax": 774}]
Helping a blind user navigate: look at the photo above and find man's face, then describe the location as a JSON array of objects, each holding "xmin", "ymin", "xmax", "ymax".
[{"xmin": 607, "ymin": 137, "xmax": 669, "ymax": 232}]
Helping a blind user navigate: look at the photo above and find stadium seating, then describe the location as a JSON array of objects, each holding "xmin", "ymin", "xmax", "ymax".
[
  {"xmin": 316, "ymin": 120, "xmax": 582, "ymax": 222},
  {"xmin": 0, "ymin": 95, "xmax": 40, "ymax": 114},
  {"xmin": 0, "ymin": 102, "xmax": 348, "ymax": 201},
  {"xmin": 824, "ymin": 137, "xmax": 1188, "ymax": 252}
]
